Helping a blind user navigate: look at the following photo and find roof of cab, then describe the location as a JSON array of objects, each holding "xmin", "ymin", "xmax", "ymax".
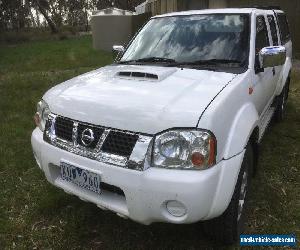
[{"xmin": 152, "ymin": 8, "xmax": 282, "ymax": 19}]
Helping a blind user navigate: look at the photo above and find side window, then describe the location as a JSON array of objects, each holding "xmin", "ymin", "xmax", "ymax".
[
  {"xmin": 255, "ymin": 16, "xmax": 270, "ymax": 53},
  {"xmin": 277, "ymin": 13, "xmax": 291, "ymax": 44},
  {"xmin": 267, "ymin": 15, "xmax": 279, "ymax": 46}
]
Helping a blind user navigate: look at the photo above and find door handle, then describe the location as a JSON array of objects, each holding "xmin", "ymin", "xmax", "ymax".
[{"xmin": 272, "ymin": 67, "xmax": 275, "ymax": 76}]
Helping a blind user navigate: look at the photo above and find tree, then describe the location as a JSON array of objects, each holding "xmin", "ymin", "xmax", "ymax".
[
  {"xmin": 0, "ymin": 0, "xmax": 146, "ymax": 33},
  {"xmin": 32, "ymin": 0, "xmax": 58, "ymax": 33},
  {"xmin": 0, "ymin": 0, "xmax": 31, "ymax": 30}
]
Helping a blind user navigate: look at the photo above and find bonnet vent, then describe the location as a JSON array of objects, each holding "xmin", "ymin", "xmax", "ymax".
[{"xmin": 117, "ymin": 71, "xmax": 159, "ymax": 80}]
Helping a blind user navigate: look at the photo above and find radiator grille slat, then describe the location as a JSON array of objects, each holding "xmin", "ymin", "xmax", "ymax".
[
  {"xmin": 54, "ymin": 117, "xmax": 73, "ymax": 141},
  {"xmin": 101, "ymin": 131, "xmax": 139, "ymax": 157}
]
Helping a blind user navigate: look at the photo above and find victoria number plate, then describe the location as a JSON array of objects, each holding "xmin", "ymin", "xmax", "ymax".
[{"xmin": 60, "ymin": 162, "xmax": 101, "ymax": 194}]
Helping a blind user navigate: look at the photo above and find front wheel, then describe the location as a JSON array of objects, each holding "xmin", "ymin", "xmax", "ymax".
[{"xmin": 202, "ymin": 144, "xmax": 253, "ymax": 244}]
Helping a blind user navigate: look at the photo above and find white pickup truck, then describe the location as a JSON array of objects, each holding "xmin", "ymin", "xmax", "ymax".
[{"xmin": 31, "ymin": 7, "xmax": 292, "ymax": 243}]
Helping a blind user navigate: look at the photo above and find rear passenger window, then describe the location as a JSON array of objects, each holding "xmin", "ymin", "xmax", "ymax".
[
  {"xmin": 277, "ymin": 13, "xmax": 291, "ymax": 44},
  {"xmin": 267, "ymin": 15, "xmax": 279, "ymax": 46},
  {"xmin": 255, "ymin": 16, "xmax": 270, "ymax": 53}
]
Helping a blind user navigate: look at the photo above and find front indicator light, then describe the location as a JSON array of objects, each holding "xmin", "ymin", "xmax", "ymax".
[
  {"xmin": 208, "ymin": 137, "xmax": 216, "ymax": 166},
  {"xmin": 191, "ymin": 151, "xmax": 205, "ymax": 167},
  {"xmin": 34, "ymin": 112, "xmax": 41, "ymax": 127},
  {"xmin": 35, "ymin": 100, "xmax": 51, "ymax": 132}
]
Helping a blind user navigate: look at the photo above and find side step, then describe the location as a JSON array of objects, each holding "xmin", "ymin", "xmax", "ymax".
[{"xmin": 259, "ymin": 107, "xmax": 275, "ymax": 142}]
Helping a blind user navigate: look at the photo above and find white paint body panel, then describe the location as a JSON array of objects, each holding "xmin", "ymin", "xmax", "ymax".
[
  {"xmin": 32, "ymin": 128, "xmax": 245, "ymax": 224},
  {"xmin": 32, "ymin": 8, "xmax": 293, "ymax": 224},
  {"xmin": 43, "ymin": 65, "xmax": 235, "ymax": 135}
]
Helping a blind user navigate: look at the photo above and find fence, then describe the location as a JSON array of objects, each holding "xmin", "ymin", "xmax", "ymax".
[{"xmin": 91, "ymin": 13, "xmax": 150, "ymax": 51}]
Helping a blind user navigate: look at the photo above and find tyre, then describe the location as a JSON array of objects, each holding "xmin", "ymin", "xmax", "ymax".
[
  {"xmin": 274, "ymin": 84, "xmax": 287, "ymax": 122},
  {"xmin": 202, "ymin": 144, "xmax": 253, "ymax": 245}
]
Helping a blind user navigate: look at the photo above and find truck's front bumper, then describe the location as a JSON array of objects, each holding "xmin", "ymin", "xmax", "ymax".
[{"xmin": 31, "ymin": 127, "xmax": 245, "ymax": 225}]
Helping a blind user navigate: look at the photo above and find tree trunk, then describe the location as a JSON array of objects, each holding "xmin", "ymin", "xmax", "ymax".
[
  {"xmin": 35, "ymin": 0, "xmax": 58, "ymax": 33},
  {"xmin": 84, "ymin": 6, "xmax": 89, "ymax": 32},
  {"xmin": 35, "ymin": 9, "xmax": 40, "ymax": 27}
]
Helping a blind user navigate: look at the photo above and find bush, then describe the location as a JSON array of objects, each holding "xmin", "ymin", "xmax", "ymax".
[
  {"xmin": 0, "ymin": 28, "xmax": 52, "ymax": 44},
  {"xmin": 0, "ymin": 26, "xmax": 90, "ymax": 45},
  {"xmin": 1, "ymin": 31, "xmax": 31, "ymax": 44}
]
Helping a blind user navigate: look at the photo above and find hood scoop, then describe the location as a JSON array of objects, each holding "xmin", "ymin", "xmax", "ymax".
[
  {"xmin": 117, "ymin": 71, "xmax": 159, "ymax": 81},
  {"xmin": 115, "ymin": 67, "xmax": 177, "ymax": 82}
]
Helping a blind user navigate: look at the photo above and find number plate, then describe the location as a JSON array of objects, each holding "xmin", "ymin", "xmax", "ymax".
[{"xmin": 60, "ymin": 162, "xmax": 101, "ymax": 194}]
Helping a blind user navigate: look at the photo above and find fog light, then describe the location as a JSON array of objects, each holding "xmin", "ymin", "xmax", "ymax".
[{"xmin": 166, "ymin": 200, "xmax": 186, "ymax": 217}]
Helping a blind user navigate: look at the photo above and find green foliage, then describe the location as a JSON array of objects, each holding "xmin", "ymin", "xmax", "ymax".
[{"xmin": 0, "ymin": 36, "xmax": 299, "ymax": 249}]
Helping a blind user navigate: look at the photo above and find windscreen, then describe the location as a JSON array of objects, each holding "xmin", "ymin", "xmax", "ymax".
[{"xmin": 121, "ymin": 14, "xmax": 250, "ymax": 66}]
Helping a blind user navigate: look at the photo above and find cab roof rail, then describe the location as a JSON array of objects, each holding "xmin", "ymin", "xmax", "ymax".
[{"xmin": 243, "ymin": 6, "xmax": 282, "ymax": 10}]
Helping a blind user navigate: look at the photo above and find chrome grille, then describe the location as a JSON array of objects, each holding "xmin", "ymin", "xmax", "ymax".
[
  {"xmin": 55, "ymin": 116, "xmax": 73, "ymax": 141},
  {"xmin": 101, "ymin": 131, "xmax": 139, "ymax": 157},
  {"xmin": 43, "ymin": 114, "xmax": 152, "ymax": 170}
]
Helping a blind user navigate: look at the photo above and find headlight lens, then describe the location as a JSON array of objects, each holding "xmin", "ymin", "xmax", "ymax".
[
  {"xmin": 152, "ymin": 129, "xmax": 216, "ymax": 170},
  {"xmin": 35, "ymin": 100, "xmax": 50, "ymax": 131}
]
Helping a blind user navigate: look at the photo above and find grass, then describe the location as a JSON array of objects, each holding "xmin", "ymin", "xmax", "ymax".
[{"xmin": 0, "ymin": 35, "xmax": 299, "ymax": 249}]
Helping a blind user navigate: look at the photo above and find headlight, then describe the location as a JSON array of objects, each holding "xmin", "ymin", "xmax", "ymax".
[
  {"xmin": 34, "ymin": 100, "xmax": 51, "ymax": 131},
  {"xmin": 152, "ymin": 129, "xmax": 216, "ymax": 170}
]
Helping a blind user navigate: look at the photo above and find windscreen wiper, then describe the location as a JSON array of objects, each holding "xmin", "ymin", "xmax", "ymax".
[
  {"xmin": 135, "ymin": 57, "xmax": 177, "ymax": 63},
  {"xmin": 117, "ymin": 59, "xmax": 136, "ymax": 64},
  {"xmin": 118, "ymin": 57, "xmax": 177, "ymax": 65},
  {"xmin": 176, "ymin": 59, "xmax": 242, "ymax": 67}
]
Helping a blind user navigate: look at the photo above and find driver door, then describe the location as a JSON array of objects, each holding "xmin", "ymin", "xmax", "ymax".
[{"xmin": 252, "ymin": 15, "xmax": 277, "ymax": 116}]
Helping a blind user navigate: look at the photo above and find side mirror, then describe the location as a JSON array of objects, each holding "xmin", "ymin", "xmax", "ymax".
[
  {"xmin": 259, "ymin": 46, "xmax": 286, "ymax": 69},
  {"xmin": 112, "ymin": 45, "xmax": 125, "ymax": 60}
]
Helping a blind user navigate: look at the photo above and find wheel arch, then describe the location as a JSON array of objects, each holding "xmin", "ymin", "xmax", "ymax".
[
  {"xmin": 222, "ymin": 103, "xmax": 260, "ymax": 160},
  {"xmin": 205, "ymin": 103, "xmax": 260, "ymax": 219}
]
